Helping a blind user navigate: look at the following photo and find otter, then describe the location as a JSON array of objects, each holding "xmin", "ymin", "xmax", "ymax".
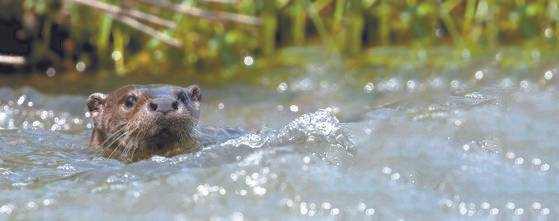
[{"xmin": 87, "ymin": 84, "xmax": 202, "ymax": 162}]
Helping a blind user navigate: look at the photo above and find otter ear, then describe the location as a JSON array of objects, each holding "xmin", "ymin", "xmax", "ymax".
[
  {"xmin": 87, "ymin": 93, "xmax": 107, "ymax": 112},
  {"xmin": 187, "ymin": 85, "xmax": 201, "ymax": 102}
]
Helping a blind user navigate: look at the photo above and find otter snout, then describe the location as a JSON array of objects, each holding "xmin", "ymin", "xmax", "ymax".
[{"xmin": 149, "ymin": 98, "xmax": 179, "ymax": 114}]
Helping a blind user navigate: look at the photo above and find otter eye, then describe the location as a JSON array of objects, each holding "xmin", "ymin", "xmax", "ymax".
[
  {"xmin": 125, "ymin": 95, "xmax": 137, "ymax": 108},
  {"xmin": 177, "ymin": 91, "xmax": 188, "ymax": 103}
]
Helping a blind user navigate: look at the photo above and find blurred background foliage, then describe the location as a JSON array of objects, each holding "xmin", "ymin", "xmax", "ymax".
[{"xmin": 1, "ymin": 0, "xmax": 559, "ymax": 77}]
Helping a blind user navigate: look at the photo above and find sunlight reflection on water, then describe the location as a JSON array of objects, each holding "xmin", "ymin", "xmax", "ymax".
[{"xmin": 0, "ymin": 65, "xmax": 558, "ymax": 220}]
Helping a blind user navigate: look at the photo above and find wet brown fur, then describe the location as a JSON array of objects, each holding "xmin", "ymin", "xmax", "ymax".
[{"xmin": 87, "ymin": 84, "xmax": 201, "ymax": 162}]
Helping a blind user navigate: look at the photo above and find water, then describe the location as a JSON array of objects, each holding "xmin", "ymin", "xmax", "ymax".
[{"xmin": 0, "ymin": 64, "xmax": 558, "ymax": 221}]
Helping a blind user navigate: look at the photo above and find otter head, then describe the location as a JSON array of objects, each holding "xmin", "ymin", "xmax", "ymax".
[{"xmin": 87, "ymin": 84, "xmax": 202, "ymax": 162}]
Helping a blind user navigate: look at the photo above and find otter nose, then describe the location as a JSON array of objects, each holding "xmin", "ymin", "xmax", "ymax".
[{"xmin": 149, "ymin": 98, "xmax": 179, "ymax": 114}]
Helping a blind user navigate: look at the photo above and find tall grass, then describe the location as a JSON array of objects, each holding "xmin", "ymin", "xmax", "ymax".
[{"xmin": 14, "ymin": 0, "xmax": 559, "ymax": 74}]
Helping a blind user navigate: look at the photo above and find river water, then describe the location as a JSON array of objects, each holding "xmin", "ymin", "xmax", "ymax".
[{"xmin": 0, "ymin": 63, "xmax": 558, "ymax": 221}]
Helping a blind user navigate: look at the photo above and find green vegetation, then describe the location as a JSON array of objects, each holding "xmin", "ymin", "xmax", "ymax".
[{"xmin": 11, "ymin": 0, "xmax": 559, "ymax": 76}]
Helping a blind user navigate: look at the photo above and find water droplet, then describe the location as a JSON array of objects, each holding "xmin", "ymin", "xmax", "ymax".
[
  {"xmin": 277, "ymin": 82, "xmax": 288, "ymax": 92},
  {"xmin": 532, "ymin": 158, "xmax": 542, "ymax": 165},
  {"xmin": 406, "ymin": 80, "xmax": 416, "ymax": 90},
  {"xmin": 544, "ymin": 71, "xmax": 554, "ymax": 80},
  {"xmin": 505, "ymin": 152, "xmax": 516, "ymax": 159},
  {"xmin": 545, "ymin": 28, "xmax": 553, "ymax": 38},
  {"xmin": 540, "ymin": 163, "xmax": 550, "ymax": 171},
  {"xmin": 363, "ymin": 82, "xmax": 375, "ymax": 93},
  {"xmin": 532, "ymin": 202, "xmax": 542, "ymax": 210},
  {"xmin": 475, "ymin": 70, "xmax": 484, "ymax": 80},
  {"xmin": 506, "ymin": 202, "xmax": 516, "ymax": 210},
  {"xmin": 0, "ymin": 204, "xmax": 14, "ymax": 215},
  {"xmin": 289, "ymin": 105, "xmax": 299, "ymax": 112},
  {"xmin": 330, "ymin": 208, "xmax": 340, "ymax": 216},
  {"xmin": 46, "ymin": 67, "xmax": 56, "ymax": 77},
  {"xmin": 111, "ymin": 51, "xmax": 122, "ymax": 61},
  {"xmin": 243, "ymin": 56, "xmax": 254, "ymax": 66},
  {"xmin": 382, "ymin": 166, "xmax": 392, "ymax": 174},
  {"xmin": 520, "ymin": 80, "xmax": 529, "ymax": 89},
  {"xmin": 76, "ymin": 61, "xmax": 86, "ymax": 72},
  {"xmin": 321, "ymin": 202, "xmax": 331, "ymax": 210},
  {"xmin": 17, "ymin": 95, "xmax": 26, "ymax": 105}
]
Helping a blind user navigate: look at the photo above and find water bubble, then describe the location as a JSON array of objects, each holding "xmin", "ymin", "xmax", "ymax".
[
  {"xmin": 285, "ymin": 199, "xmax": 294, "ymax": 207},
  {"xmin": 462, "ymin": 144, "xmax": 470, "ymax": 151},
  {"xmin": 541, "ymin": 208, "xmax": 550, "ymax": 215},
  {"xmin": 489, "ymin": 208, "xmax": 499, "ymax": 215},
  {"xmin": 481, "ymin": 202, "xmax": 490, "ymax": 209},
  {"xmin": 514, "ymin": 208, "xmax": 524, "ymax": 215},
  {"xmin": 532, "ymin": 202, "xmax": 542, "ymax": 210},
  {"xmin": 545, "ymin": 28, "xmax": 553, "ymax": 38},
  {"xmin": 450, "ymin": 80, "xmax": 460, "ymax": 89},
  {"xmin": 474, "ymin": 70, "xmax": 484, "ymax": 80},
  {"xmin": 26, "ymin": 201, "xmax": 37, "ymax": 209},
  {"xmin": 459, "ymin": 203, "xmax": 467, "ymax": 215},
  {"xmin": 321, "ymin": 202, "xmax": 331, "ymax": 210},
  {"xmin": 253, "ymin": 186, "xmax": 266, "ymax": 195},
  {"xmin": 303, "ymin": 156, "xmax": 310, "ymax": 164},
  {"xmin": 540, "ymin": 163, "xmax": 550, "ymax": 171},
  {"xmin": 277, "ymin": 82, "xmax": 288, "ymax": 92},
  {"xmin": 506, "ymin": 202, "xmax": 515, "ymax": 210},
  {"xmin": 0, "ymin": 204, "xmax": 14, "ymax": 215},
  {"xmin": 17, "ymin": 95, "xmax": 26, "ymax": 105},
  {"xmin": 406, "ymin": 80, "xmax": 416, "ymax": 90},
  {"xmin": 514, "ymin": 157, "xmax": 524, "ymax": 165},
  {"xmin": 243, "ymin": 56, "xmax": 254, "ymax": 66},
  {"xmin": 111, "ymin": 51, "xmax": 122, "ymax": 61},
  {"xmin": 239, "ymin": 189, "xmax": 247, "ymax": 196},
  {"xmin": 330, "ymin": 208, "xmax": 340, "ymax": 216},
  {"xmin": 365, "ymin": 208, "xmax": 375, "ymax": 216},
  {"xmin": 289, "ymin": 105, "xmax": 299, "ymax": 112},
  {"xmin": 42, "ymin": 199, "xmax": 52, "ymax": 206},
  {"xmin": 382, "ymin": 166, "xmax": 392, "ymax": 174},
  {"xmin": 218, "ymin": 102, "xmax": 225, "ymax": 110},
  {"xmin": 390, "ymin": 173, "xmax": 401, "ymax": 180},
  {"xmin": 46, "ymin": 67, "xmax": 56, "ymax": 77},
  {"xmin": 520, "ymin": 80, "xmax": 529, "ymax": 89},
  {"xmin": 544, "ymin": 71, "xmax": 554, "ymax": 80},
  {"xmin": 300, "ymin": 202, "xmax": 308, "ymax": 215},
  {"xmin": 532, "ymin": 158, "xmax": 542, "ymax": 165},
  {"xmin": 505, "ymin": 152, "xmax": 516, "ymax": 159},
  {"xmin": 76, "ymin": 61, "xmax": 86, "ymax": 72},
  {"xmin": 363, "ymin": 82, "xmax": 375, "ymax": 93},
  {"xmin": 357, "ymin": 202, "xmax": 367, "ymax": 211}
]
